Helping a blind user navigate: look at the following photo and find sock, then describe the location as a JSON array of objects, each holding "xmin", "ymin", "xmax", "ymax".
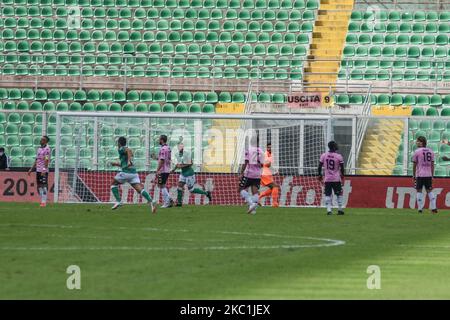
[
  {"xmin": 177, "ymin": 188, "xmax": 183, "ymax": 204},
  {"xmin": 192, "ymin": 188, "xmax": 208, "ymax": 195},
  {"xmin": 111, "ymin": 185, "xmax": 121, "ymax": 203},
  {"xmin": 337, "ymin": 195, "xmax": 343, "ymax": 211},
  {"xmin": 325, "ymin": 196, "xmax": 332, "ymax": 212},
  {"xmin": 428, "ymin": 191, "xmax": 437, "ymax": 210},
  {"xmin": 240, "ymin": 190, "xmax": 252, "ymax": 205},
  {"xmin": 416, "ymin": 192, "xmax": 424, "ymax": 211},
  {"xmin": 38, "ymin": 187, "xmax": 43, "ymax": 200},
  {"xmin": 251, "ymin": 194, "xmax": 259, "ymax": 204},
  {"xmin": 42, "ymin": 187, "xmax": 48, "ymax": 203},
  {"xmin": 258, "ymin": 188, "xmax": 272, "ymax": 200},
  {"xmin": 140, "ymin": 190, "xmax": 152, "ymax": 203},
  {"xmin": 162, "ymin": 187, "xmax": 170, "ymax": 204},
  {"xmin": 272, "ymin": 187, "xmax": 279, "ymax": 206}
]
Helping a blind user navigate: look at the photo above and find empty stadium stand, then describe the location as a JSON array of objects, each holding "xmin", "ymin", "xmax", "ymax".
[{"xmin": 0, "ymin": 0, "xmax": 449, "ymax": 175}]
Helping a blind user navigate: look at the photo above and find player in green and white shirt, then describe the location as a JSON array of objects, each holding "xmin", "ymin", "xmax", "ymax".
[
  {"xmin": 110, "ymin": 136, "xmax": 157, "ymax": 213},
  {"xmin": 171, "ymin": 143, "xmax": 212, "ymax": 207}
]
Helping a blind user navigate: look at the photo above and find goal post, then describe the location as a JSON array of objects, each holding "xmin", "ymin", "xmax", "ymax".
[{"xmin": 54, "ymin": 112, "xmax": 341, "ymax": 207}]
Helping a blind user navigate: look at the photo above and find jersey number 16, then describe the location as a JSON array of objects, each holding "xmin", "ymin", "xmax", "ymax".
[{"xmin": 423, "ymin": 152, "xmax": 432, "ymax": 162}]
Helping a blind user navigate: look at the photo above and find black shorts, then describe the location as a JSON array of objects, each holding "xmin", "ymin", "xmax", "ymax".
[
  {"xmin": 415, "ymin": 177, "xmax": 432, "ymax": 191},
  {"xmin": 324, "ymin": 182, "xmax": 343, "ymax": 197},
  {"xmin": 157, "ymin": 173, "xmax": 170, "ymax": 185},
  {"xmin": 36, "ymin": 172, "xmax": 48, "ymax": 186},
  {"xmin": 239, "ymin": 176, "xmax": 260, "ymax": 190}
]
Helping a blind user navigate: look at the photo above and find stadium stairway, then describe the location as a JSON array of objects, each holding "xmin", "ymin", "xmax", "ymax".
[
  {"xmin": 357, "ymin": 119, "xmax": 404, "ymax": 175},
  {"xmin": 303, "ymin": 0, "xmax": 354, "ymax": 91}
]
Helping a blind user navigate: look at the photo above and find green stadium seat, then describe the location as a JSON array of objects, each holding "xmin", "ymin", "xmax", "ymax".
[
  {"xmin": 69, "ymin": 102, "xmax": 82, "ymax": 111},
  {"xmin": 56, "ymin": 102, "xmax": 69, "ymax": 112},
  {"xmin": 434, "ymin": 166, "xmax": 447, "ymax": 177},
  {"xmin": 443, "ymin": 96, "xmax": 450, "ymax": 107},
  {"xmin": 414, "ymin": 130, "xmax": 427, "ymax": 139},
  {"xmin": 18, "ymin": 124, "xmax": 32, "ymax": 136},
  {"xmin": 189, "ymin": 104, "xmax": 202, "ymax": 113},
  {"xmin": 433, "ymin": 120, "xmax": 445, "ymax": 131},
  {"xmin": 166, "ymin": 91, "xmax": 179, "ymax": 103},
  {"xmin": 74, "ymin": 90, "xmax": 87, "ymax": 101},
  {"xmin": 426, "ymin": 107, "xmax": 439, "ymax": 116},
  {"xmin": 377, "ymin": 94, "xmax": 390, "ymax": 105},
  {"xmin": 430, "ymin": 95, "xmax": 443, "ymax": 107},
  {"xmin": 390, "ymin": 94, "xmax": 404, "ymax": 106},
  {"xmin": 21, "ymin": 114, "xmax": 34, "ymax": 125},
  {"xmin": 43, "ymin": 102, "xmax": 56, "ymax": 111},
  {"xmin": 440, "ymin": 108, "xmax": 450, "ymax": 117},
  {"xmin": 218, "ymin": 92, "xmax": 231, "ymax": 103},
  {"xmin": 162, "ymin": 103, "xmax": 174, "ymax": 113},
  {"xmin": 428, "ymin": 142, "xmax": 439, "ymax": 153},
  {"xmin": 417, "ymin": 96, "xmax": 430, "ymax": 106},
  {"xmin": 429, "ymin": 131, "xmax": 441, "ymax": 142},
  {"xmin": 440, "ymin": 143, "xmax": 450, "ymax": 154},
  {"xmin": 404, "ymin": 95, "xmax": 417, "ymax": 106},
  {"xmin": 29, "ymin": 102, "xmax": 42, "ymax": 111}
]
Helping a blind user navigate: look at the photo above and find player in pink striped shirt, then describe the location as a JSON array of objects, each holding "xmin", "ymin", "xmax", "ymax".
[
  {"xmin": 412, "ymin": 136, "xmax": 437, "ymax": 214},
  {"xmin": 28, "ymin": 136, "xmax": 51, "ymax": 207},
  {"xmin": 318, "ymin": 141, "xmax": 345, "ymax": 215},
  {"xmin": 156, "ymin": 135, "xmax": 174, "ymax": 208},
  {"xmin": 239, "ymin": 136, "xmax": 263, "ymax": 215}
]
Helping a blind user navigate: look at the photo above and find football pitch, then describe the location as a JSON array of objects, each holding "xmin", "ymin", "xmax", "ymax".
[{"xmin": 0, "ymin": 203, "xmax": 450, "ymax": 299}]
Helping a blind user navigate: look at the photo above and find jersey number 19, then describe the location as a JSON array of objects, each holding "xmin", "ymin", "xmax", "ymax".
[{"xmin": 326, "ymin": 159, "xmax": 335, "ymax": 170}]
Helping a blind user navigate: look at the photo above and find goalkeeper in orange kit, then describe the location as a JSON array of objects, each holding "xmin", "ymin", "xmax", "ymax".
[{"xmin": 258, "ymin": 142, "xmax": 280, "ymax": 207}]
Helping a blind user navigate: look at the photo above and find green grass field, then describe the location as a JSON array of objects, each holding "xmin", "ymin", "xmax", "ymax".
[{"xmin": 0, "ymin": 203, "xmax": 450, "ymax": 299}]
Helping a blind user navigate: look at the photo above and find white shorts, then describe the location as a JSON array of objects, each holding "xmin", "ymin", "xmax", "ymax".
[
  {"xmin": 179, "ymin": 174, "xmax": 196, "ymax": 190},
  {"xmin": 114, "ymin": 172, "xmax": 141, "ymax": 185}
]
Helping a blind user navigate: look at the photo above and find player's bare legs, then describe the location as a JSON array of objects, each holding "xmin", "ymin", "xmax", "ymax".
[
  {"xmin": 176, "ymin": 181, "xmax": 211, "ymax": 207},
  {"xmin": 428, "ymin": 190, "xmax": 438, "ymax": 214},
  {"xmin": 239, "ymin": 184, "xmax": 258, "ymax": 214},
  {"xmin": 425, "ymin": 185, "xmax": 438, "ymax": 214},
  {"xmin": 417, "ymin": 187, "xmax": 437, "ymax": 214},
  {"xmin": 159, "ymin": 182, "xmax": 174, "ymax": 208},
  {"xmin": 176, "ymin": 181, "xmax": 185, "ymax": 207},
  {"xmin": 132, "ymin": 183, "xmax": 157, "ymax": 214},
  {"xmin": 111, "ymin": 179, "xmax": 123, "ymax": 210},
  {"xmin": 37, "ymin": 180, "xmax": 48, "ymax": 207},
  {"xmin": 336, "ymin": 190, "xmax": 344, "ymax": 215},
  {"xmin": 247, "ymin": 185, "xmax": 259, "ymax": 214}
]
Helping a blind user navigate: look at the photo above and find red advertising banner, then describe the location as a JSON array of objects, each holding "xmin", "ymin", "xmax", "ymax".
[
  {"xmin": 2, "ymin": 172, "xmax": 450, "ymax": 209},
  {"xmin": 0, "ymin": 171, "xmax": 56, "ymax": 203}
]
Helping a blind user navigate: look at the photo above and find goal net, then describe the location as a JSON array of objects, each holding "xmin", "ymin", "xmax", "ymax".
[{"xmin": 54, "ymin": 112, "xmax": 330, "ymax": 207}]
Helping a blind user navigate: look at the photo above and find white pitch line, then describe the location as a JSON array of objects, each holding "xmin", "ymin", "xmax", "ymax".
[
  {"xmin": 0, "ymin": 223, "xmax": 346, "ymax": 251},
  {"xmin": 0, "ymin": 233, "xmax": 231, "ymax": 243},
  {"xmin": 0, "ymin": 223, "xmax": 189, "ymax": 233},
  {"xmin": 0, "ymin": 241, "xmax": 345, "ymax": 251},
  {"xmin": 398, "ymin": 244, "xmax": 450, "ymax": 249}
]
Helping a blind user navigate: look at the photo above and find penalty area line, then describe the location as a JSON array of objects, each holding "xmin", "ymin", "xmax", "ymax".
[
  {"xmin": 0, "ymin": 241, "xmax": 345, "ymax": 251},
  {"xmin": 0, "ymin": 223, "xmax": 346, "ymax": 250}
]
